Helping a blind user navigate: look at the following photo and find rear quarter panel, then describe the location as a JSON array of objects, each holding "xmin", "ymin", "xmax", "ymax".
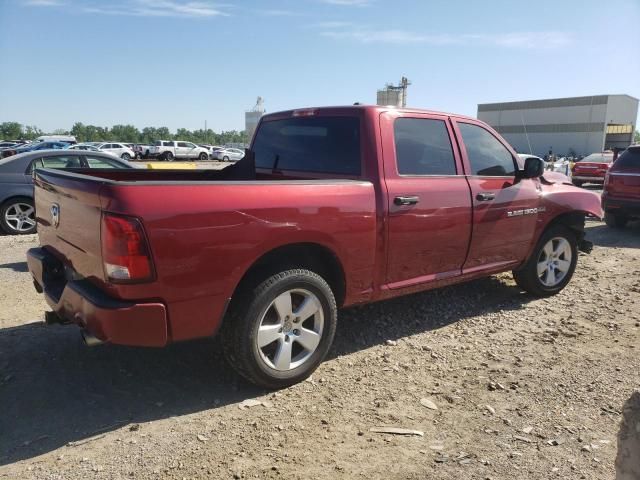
[
  {"xmin": 99, "ymin": 180, "xmax": 377, "ymax": 342},
  {"xmin": 0, "ymin": 173, "xmax": 33, "ymax": 204}
]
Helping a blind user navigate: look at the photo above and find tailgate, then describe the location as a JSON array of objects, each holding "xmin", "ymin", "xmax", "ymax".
[{"xmin": 34, "ymin": 169, "xmax": 105, "ymax": 283}]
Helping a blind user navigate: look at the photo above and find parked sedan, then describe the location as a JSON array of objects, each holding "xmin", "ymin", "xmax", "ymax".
[
  {"xmin": 1, "ymin": 141, "xmax": 70, "ymax": 159},
  {"xmin": 571, "ymin": 151, "xmax": 614, "ymax": 187},
  {"xmin": 0, "ymin": 150, "xmax": 132, "ymax": 234},
  {"xmin": 96, "ymin": 142, "xmax": 136, "ymax": 161},
  {"xmin": 213, "ymin": 147, "xmax": 245, "ymax": 162}
]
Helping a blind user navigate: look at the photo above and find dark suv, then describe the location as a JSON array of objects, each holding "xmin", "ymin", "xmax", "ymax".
[{"xmin": 602, "ymin": 145, "xmax": 640, "ymax": 228}]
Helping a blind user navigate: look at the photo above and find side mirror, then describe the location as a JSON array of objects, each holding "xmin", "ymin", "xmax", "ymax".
[{"xmin": 518, "ymin": 157, "xmax": 544, "ymax": 179}]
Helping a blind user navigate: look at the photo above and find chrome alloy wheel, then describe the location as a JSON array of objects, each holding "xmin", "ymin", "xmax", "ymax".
[
  {"xmin": 537, "ymin": 237, "xmax": 572, "ymax": 287},
  {"xmin": 5, "ymin": 202, "xmax": 36, "ymax": 233},
  {"xmin": 256, "ymin": 288, "xmax": 324, "ymax": 371}
]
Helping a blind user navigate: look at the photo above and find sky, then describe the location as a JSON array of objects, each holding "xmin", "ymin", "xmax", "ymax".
[{"xmin": 0, "ymin": 0, "xmax": 639, "ymax": 133}]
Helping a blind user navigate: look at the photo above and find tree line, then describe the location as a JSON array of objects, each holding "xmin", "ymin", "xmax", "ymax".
[{"xmin": 0, "ymin": 121, "xmax": 248, "ymax": 146}]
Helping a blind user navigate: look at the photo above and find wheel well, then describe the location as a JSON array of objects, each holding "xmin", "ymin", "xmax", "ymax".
[
  {"xmin": 1, "ymin": 195, "xmax": 33, "ymax": 209},
  {"xmin": 545, "ymin": 211, "xmax": 586, "ymax": 243},
  {"xmin": 233, "ymin": 243, "xmax": 346, "ymax": 307}
]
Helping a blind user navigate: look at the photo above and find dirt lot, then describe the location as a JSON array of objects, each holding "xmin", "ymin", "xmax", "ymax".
[{"xmin": 0, "ymin": 221, "xmax": 638, "ymax": 480}]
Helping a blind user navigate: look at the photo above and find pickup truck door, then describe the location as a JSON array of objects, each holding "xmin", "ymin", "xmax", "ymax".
[
  {"xmin": 452, "ymin": 119, "xmax": 542, "ymax": 272},
  {"xmin": 175, "ymin": 142, "xmax": 188, "ymax": 158},
  {"xmin": 381, "ymin": 112, "xmax": 473, "ymax": 289}
]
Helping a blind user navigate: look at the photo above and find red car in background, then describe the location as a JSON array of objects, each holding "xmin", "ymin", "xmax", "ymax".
[
  {"xmin": 572, "ymin": 151, "xmax": 614, "ymax": 187},
  {"xmin": 602, "ymin": 145, "xmax": 640, "ymax": 228}
]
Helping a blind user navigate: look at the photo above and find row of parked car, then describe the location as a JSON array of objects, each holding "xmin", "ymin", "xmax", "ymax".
[
  {"xmin": 0, "ymin": 139, "xmax": 245, "ymax": 235},
  {"xmin": 0, "ymin": 136, "xmax": 246, "ymax": 163}
]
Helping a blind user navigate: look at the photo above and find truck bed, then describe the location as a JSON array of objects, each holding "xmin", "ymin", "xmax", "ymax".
[{"xmin": 32, "ymin": 166, "xmax": 377, "ymax": 344}]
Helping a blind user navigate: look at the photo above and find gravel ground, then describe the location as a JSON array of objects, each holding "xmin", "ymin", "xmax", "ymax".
[{"xmin": 0, "ymin": 220, "xmax": 638, "ymax": 480}]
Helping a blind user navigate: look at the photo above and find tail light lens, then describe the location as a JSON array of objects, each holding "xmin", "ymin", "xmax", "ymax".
[{"xmin": 101, "ymin": 213, "xmax": 154, "ymax": 283}]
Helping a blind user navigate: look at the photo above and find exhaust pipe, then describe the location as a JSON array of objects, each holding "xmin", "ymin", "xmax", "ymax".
[{"xmin": 81, "ymin": 330, "xmax": 104, "ymax": 347}]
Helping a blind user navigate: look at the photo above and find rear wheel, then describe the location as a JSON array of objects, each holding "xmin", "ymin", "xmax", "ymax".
[
  {"xmin": 222, "ymin": 269, "xmax": 337, "ymax": 389},
  {"xmin": 199, "ymin": 152, "xmax": 208, "ymax": 161},
  {"xmin": 121, "ymin": 153, "xmax": 131, "ymax": 161},
  {"xmin": 164, "ymin": 152, "xmax": 174, "ymax": 162},
  {"xmin": 513, "ymin": 224, "xmax": 578, "ymax": 297},
  {"xmin": 0, "ymin": 197, "xmax": 36, "ymax": 235},
  {"xmin": 604, "ymin": 212, "xmax": 628, "ymax": 229}
]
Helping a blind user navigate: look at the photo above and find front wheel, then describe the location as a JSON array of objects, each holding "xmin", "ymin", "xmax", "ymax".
[
  {"xmin": 222, "ymin": 269, "xmax": 337, "ymax": 389},
  {"xmin": 121, "ymin": 153, "xmax": 131, "ymax": 161},
  {"xmin": 0, "ymin": 197, "xmax": 36, "ymax": 235},
  {"xmin": 223, "ymin": 156, "xmax": 230, "ymax": 162},
  {"xmin": 199, "ymin": 152, "xmax": 208, "ymax": 161},
  {"xmin": 513, "ymin": 224, "xmax": 578, "ymax": 297},
  {"xmin": 572, "ymin": 180, "xmax": 583, "ymax": 187}
]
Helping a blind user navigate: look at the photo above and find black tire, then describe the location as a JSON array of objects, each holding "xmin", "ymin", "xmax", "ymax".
[
  {"xmin": 512, "ymin": 224, "xmax": 578, "ymax": 297},
  {"xmin": 164, "ymin": 152, "xmax": 174, "ymax": 162},
  {"xmin": 223, "ymin": 156, "xmax": 230, "ymax": 162},
  {"xmin": 604, "ymin": 212, "xmax": 628, "ymax": 229},
  {"xmin": 572, "ymin": 180, "xmax": 583, "ymax": 187},
  {"xmin": 198, "ymin": 152, "xmax": 207, "ymax": 161},
  {"xmin": 0, "ymin": 197, "xmax": 36, "ymax": 235},
  {"xmin": 121, "ymin": 153, "xmax": 131, "ymax": 161},
  {"xmin": 222, "ymin": 269, "xmax": 337, "ymax": 389}
]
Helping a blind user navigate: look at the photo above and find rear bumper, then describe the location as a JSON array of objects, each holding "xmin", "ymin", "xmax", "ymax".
[
  {"xmin": 603, "ymin": 195, "xmax": 640, "ymax": 217},
  {"xmin": 572, "ymin": 175, "xmax": 605, "ymax": 183},
  {"xmin": 27, "ymin": 247, "xmax": 168, "ymax": 347}
]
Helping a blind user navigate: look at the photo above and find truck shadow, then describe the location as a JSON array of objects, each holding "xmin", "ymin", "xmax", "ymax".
[
  {"xmin": 586, "ymin": 221, "xmax": 640, "ymax": 249},
  {"xmin": 0, "ymin": 261, "xmax": 29, "ymax": 272},
  {"xmin": 0, "ymin": 275, "xmax": 528, "ymax": 465}
]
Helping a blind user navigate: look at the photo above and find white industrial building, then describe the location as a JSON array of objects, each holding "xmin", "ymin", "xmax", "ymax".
[{"xmin": 477, "ymin": 94, "xmax": 638, "ymax": 157}]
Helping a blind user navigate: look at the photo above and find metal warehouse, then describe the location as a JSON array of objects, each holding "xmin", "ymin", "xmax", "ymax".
[{"xmin": 477, "ymin": 94, "xmax": 638, "ymax": 157}]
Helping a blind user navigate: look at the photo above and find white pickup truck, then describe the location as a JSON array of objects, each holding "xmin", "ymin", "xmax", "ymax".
[{"xmin": 148, "ymin": 140, "xmax": 210, "ymax": 161}]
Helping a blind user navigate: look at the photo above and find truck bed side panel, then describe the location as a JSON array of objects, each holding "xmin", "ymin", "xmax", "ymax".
[{"xmin": 98, "ymin": 181, "xmax": 377, "ymax": 341}]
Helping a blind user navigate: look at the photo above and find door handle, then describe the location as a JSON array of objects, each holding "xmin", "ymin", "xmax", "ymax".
[
  {"xmin": 476, "ymin": 192, "xmax": 495, "ymax": 201},
  {"xmin": 394, "ymin": 196, "xmax": 420, "ymax": 206}
]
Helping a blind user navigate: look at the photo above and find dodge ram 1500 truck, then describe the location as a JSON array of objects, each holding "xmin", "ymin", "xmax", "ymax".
[{"xmin": 27, "ymin": 105, "xmax": 603, "ymax": 388}]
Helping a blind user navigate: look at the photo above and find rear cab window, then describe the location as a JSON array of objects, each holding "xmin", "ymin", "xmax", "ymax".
[
  {"xmin": 252, "ymin": 116, "xmax": 361, "ymax": 176},
  {"xmin": 614, "ymin": 148, "xmax": 640, "ymax": 169}
]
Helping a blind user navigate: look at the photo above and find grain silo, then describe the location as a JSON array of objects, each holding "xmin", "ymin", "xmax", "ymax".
[
  {"xmin": 245, "ymin": 97, "xmax": 265, "ymax": 142},
  {"xmin": 376, "ymin": 77, "xmax": 411, "ymax": 107}
]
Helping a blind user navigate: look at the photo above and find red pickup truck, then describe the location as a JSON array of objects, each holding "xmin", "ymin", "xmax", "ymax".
[{"xmin": 27, "ymin": 106, "xmax": 602, "ymax": 388}]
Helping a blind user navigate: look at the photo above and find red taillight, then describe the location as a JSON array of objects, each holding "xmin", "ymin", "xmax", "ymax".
[{"xmin": 101, "ymin": 213, "xmax": 154, "ymax": 283}]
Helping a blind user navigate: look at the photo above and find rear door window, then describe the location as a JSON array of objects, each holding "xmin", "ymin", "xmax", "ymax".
[
  {"xmin": 85, "ymin": 155, "xmax": 124, "ymax": 168},
  {"xmin": 458, "ymin": 123, "xmax": 516, "ymax": 176},
  {"xmin": 394, "ymin": 118, "xmax": 457, "ymax": 175},
  {"xmin": 253, "ymin": 116, "xmax": 361, "ymax": 175}
]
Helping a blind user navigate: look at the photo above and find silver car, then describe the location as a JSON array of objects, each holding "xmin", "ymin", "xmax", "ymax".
[
  {"xmin": 213, "ymin": 148, "xmax": 245, "ymax": 162},
  {"xmin": 0, "ymin": 150, "xmax": 133, "ymax": 235}
]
